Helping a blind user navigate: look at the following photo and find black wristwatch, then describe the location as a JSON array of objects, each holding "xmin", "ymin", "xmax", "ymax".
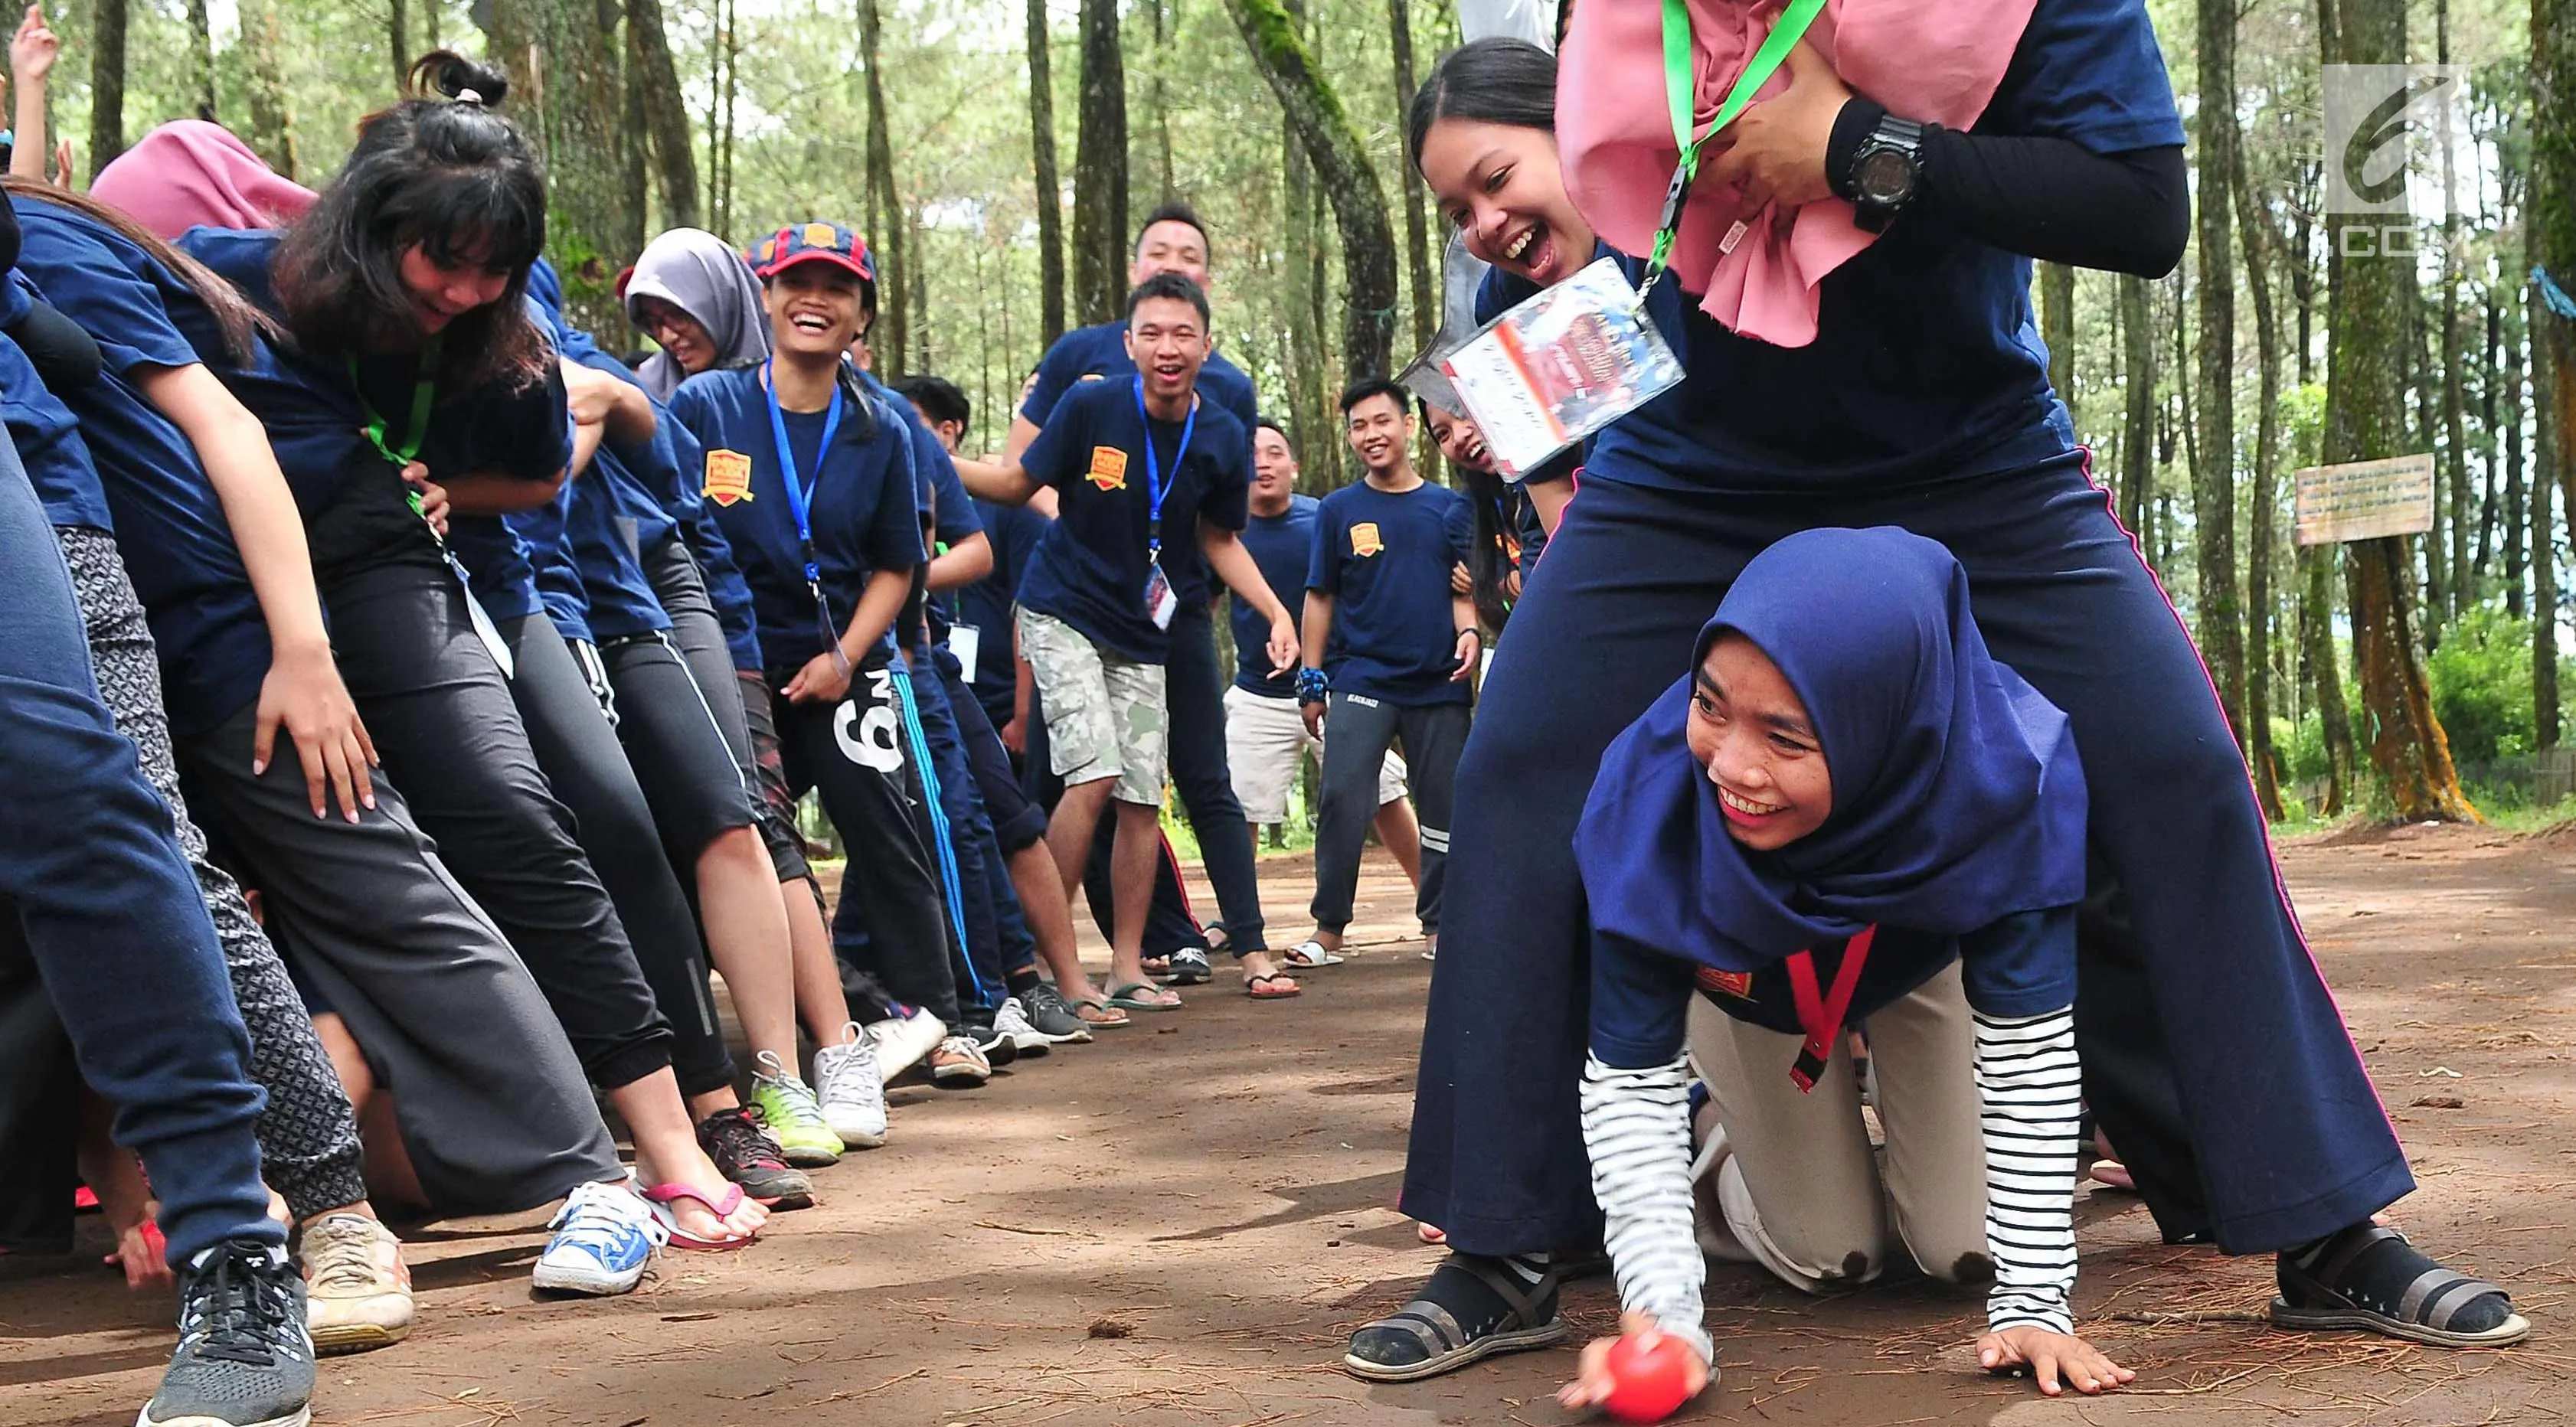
[{"xmin": 1846, "ymin": 113, "xmax": 1927, "ymax": 233}]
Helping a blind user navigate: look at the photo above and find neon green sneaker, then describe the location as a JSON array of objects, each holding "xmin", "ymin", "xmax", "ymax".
[{"xmin": 750, "ymin": 1050, "xmax": 843, "ymax": 1166}]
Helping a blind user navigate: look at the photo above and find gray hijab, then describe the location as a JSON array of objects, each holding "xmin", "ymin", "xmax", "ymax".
[{"xmin": 626, "ymin": 227, "xmax": 771, "ymax": 399}]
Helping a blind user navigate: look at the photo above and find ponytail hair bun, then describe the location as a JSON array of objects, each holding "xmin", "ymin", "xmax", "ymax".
[{"xmin": 410, "ymin": 50, "xmax": 511, "ymax": 109}]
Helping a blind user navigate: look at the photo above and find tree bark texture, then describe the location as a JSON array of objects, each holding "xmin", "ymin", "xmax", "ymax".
[
  {"xmin": 185, "ymin": 0, "xmax": 218, "ymax": 122},
  {"xmin": 628, "ymin": 0, "xmax": 702, "ymax": 230},
  {"xmin": 1072, "ymin": 0, "xmax": 1130, "ymax": 325},
  {"xmin": 2192, "ymin": 0, "xmax": 2246, "ymax": 752},
  {"xmin": 2235, "ymin": 152, "xmax": 2286, "ymax": 818},
  {"xmin": 859, "ymin": 0, "xmax": 907, "ymax": 378},
  {"xmin": 1028, "ymin": 0, "xmax": 1069, "ymax": 345},
  {"xmin": 2120, "ymin": 273, "xmax": 2156, "ymax": 544},
  {"xmin": 2042, "ymin": 262, "xmax": 2076, "ymax": 413},
  {"xmin": 89, "ymin": 0, "xmax": 128, "ymax": 179},
  {"xmin": 239, "ymin": 0, "xmax": 298, "ymax": 181}
]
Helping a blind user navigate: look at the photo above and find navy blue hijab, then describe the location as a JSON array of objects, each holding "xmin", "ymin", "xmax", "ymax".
[{"xmin": 1577, "ymin": 527, "xmax": 2087, "ymax": 971}]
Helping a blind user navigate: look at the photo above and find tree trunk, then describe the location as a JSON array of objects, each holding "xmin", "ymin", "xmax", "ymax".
[
  {"xmin": 2477, "ymin": 292, "xmax": 2501, "ymax": 579},
  {"xmin": 1390, "ymin": 0, "xmax": 1436, "ymax": 354},
  {"xmin": 2192, "ymin": 0, "xmax": 2246, "ymax": 752},
  {"xmin": 618, "ymin": 3, "xmax": 648, "ymax": 266},
  {"xmin": 391, "ymin": 0, "xmax": 410, "ymax": 85},
  {"xmin": 2120, "ymin": 273, "xmax": 2156, "ymax": 544},
  {"xmin": 2438, "ymin": 0, "xmax": 2473, "ymax": 621},
  {"xmin": 2042, "ymin": 263, "xmax": 2076, "ymax": 416},
  {"xmin": 2412, "ymin": 290, "xmax": 2449, "ymax": 631},
  {"xmin": 2538, "ymin": 0, "xmax": 2576, "ymax": 740},
  {"xmin": 858, "ymin": 0, "xmax": 907, "ymax": 378},
  {"xmin": 1072, "ymin": 0, "xmax": 1130, "ymax": 325},
  {"xmin": 238, "ymin": 0, "xmax": 298, "ymax": 180},
  {"xmin": 1149, "ymin": 0, "xmax": 1176, "ymax": 202},
  {"xmin": 89, "ymin": 0, "xmax": 128, "ymax": 178},
  {"xmin": 628, "ymin": 0, "xmax": 701, "ymax": 230},
  {"xmin": 2305, "ymin": 545, "xmax": 2357, "ymax": 814},
  {"xmin": 184, "ymin": 0, "xmax": 218, "ymax": 122},
  {"xmin": 1282, "ymin": 99, "xmax": 1334, "ymax": 490},
  {"xmin": 2235, "ymin": 153, "xmax": 2286, "ymax": 819},
  {"xmin": 1224, "ymin": 0, "xmax": 1402, "ymax": 379},
  {"xmin": 1028, "ymin": 0, "xmax": 1068, "ymax": 346},
  {"xmin": 2328, "ymin": 0, "xmax": 2475, "ymax": 821},
  {"xmin": 489, "ymin": 0, "xmax": 629, "ymax": 340}
]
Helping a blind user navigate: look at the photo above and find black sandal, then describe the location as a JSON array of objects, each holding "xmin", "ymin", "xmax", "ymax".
[
  {"xmin": 2271, "ymin": 1225, "xmax": 2529, "ymax": 1348},
  {"xmin": 1343, "ymin": 1254, "xmax": 1570, "ymax": 1383}
]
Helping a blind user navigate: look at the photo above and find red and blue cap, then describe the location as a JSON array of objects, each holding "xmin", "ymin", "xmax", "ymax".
[{"xmin": 752, "ymin": 221, "xmax": 875, "ymax": 285}]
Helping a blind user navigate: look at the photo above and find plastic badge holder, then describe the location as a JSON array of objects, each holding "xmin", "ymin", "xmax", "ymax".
[{"xmin": 1438, "ymin": 256, "xmax": 1685, "ymax": 480}]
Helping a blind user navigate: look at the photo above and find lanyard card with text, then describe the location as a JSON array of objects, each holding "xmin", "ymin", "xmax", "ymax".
[{"xmin": 1438, "ymin": 256, "xmax": 1682, "ymax": 480}]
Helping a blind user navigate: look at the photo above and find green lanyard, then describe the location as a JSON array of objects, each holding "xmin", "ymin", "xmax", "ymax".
[
  {"xmin": 349, "ymin": 340, "xmax": 440, "ymax": 518},
  {"xmin": 1640, "ymin": 0, "xmax": 1832, "ymax": 299}
]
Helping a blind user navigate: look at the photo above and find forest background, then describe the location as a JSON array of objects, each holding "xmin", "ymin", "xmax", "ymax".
[{"xmin": 28, "ymin": 0, "xmax": 2576, "ymax": 827}]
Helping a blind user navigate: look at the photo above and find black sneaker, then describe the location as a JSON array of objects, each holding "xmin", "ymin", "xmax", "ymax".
[
  {"xmin": 1159, "ymin": 947, "xmax": 1214, "ymax": 985},
  {"xmin": 963, "ymin": 1018, "xmax": 1020, "ymax": 1068},
  {"xmin": 696, "ymin": 1105, "xmax": 815, "ymax": 1210},
  {"xmin": 141, "ymin": 1238, "xmax": 315, "ymax": 1427},
  {"xmin": 1016, "ymin": 984, "xmax": 1094, "ymax": 1045}
]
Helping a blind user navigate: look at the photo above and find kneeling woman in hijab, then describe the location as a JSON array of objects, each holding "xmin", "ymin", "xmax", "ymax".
[{"xmin": 1563, "ymin": 528, "xmax": 2125, "ymax": 1410}]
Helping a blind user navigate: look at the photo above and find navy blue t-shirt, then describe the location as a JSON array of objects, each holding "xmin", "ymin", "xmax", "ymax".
[
  {"xmin": 1022, "ymin": 319, "xmax": 1258, "ymax": 602},
  {"xmin": 1015, "ymin": 377, "xmax": 1250, "ymax": 664},
  {"xmin": 7, "ymin": 201, "xmax": 283, "ymax": 733},
  {"xmin": 0, "ymin": 307, "xmax": 111, "ymax": 532},
  {"xmin": 1234, "ymin": 494, "xmax": 1319, "ymax": 698},
  {"xmin": 668, "ymin": 364, "xmax": 924, "ymax": 674},
  {"xmin": 1590, "ymin": 907, "xmax": 2081, "ymax": 1069},
  {"xmin": 543, "ymin": 311, "xmax": 678, "ymax": 643},
  {"xmin": 175, "ymin": 227, "xmax": 574, "ymax": 601},
  {"xmin": 956, "ymin": 495, "xmax": 1048, "ymax": 730},
  {"xmin": 506, "ymin": 484, "xmax": 593, "ymax": 642},
  {"xmin": 1308, "ymin": 480, "xmax": 1472, "ymax": 706},
  {"xmin": 1496, "ymin": 0, "xmax": 2180, "ymax": 496},
  {"xmin": 654, "ymin": 413, "xmax": 764, "ymax": 671}
]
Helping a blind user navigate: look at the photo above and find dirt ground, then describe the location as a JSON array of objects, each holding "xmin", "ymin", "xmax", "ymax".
[{"xmin": 4, "ymin": 825, "xmax": 2572, "ymax": 1427}]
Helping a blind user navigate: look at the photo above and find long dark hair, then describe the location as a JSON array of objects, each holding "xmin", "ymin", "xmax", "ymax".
[
  {"xmin": 1457, "ymin": 464, "xmax": 1518, "ymax": 632},
  {"xmin": 5, "ymin": 177, "xmax": 276, "ymax": 365},
  {"xmin": 273, "ymin": 51, "xmax": 548, "ymax": 390},
  {"xmin": 1407, "ymin": 38, "xmax": 1560, "ymax": 173}
]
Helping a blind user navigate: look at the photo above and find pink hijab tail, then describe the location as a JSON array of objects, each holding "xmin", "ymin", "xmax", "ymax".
[
  {"xmin": 1558, "ymin": 0, "xmax": 2034, "ymax": 348},
  {"xmin": 92, "ymin": 120, "xmax": 318, "ymax": 238}
]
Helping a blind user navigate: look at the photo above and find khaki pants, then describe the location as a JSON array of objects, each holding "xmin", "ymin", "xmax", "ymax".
[{"xmin": 1688, "ymin": 962, "xmax": 1991, "ymax": 1291}]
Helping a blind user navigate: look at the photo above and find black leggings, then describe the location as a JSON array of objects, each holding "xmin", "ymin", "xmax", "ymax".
[
  {"xmin": 320, "ymin": 560, "xmax": 672, "ymax": 1091},
  {"xmin": 644, "ymin": 535, "xmax": 812, "ymax": 883},
  {"xmin": 501, "ymin": 614, "xmax": 734, "ymax": 1100}
]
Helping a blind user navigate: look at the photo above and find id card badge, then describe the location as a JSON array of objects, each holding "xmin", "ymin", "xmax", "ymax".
[
  {"xmin": 1438, "ymin": 256, "xmax": 1685, "ymax": 481},
  {"xmin": 1143, "ymin": 561, "xmax": 1179, "ymax": 631},
  {"xmin": 949, "ymin": 623, "xmax": 982, "ymax": 684},
  {"xmin": 443, "ymin": 552, "xmax": 518, "ymax": 680}
]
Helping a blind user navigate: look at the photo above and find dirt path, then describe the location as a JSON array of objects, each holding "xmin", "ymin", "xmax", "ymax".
[{"xmin": 4, "ymin": 828, "xmax": 2571, "ymax": 1425}]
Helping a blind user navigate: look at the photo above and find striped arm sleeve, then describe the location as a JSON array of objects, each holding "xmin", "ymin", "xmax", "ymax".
[
  {"xmin": 1971, "ymin": 1006, "xmax": 2083, "ymax": 1335},
  {"xmin": 1579, "ymin": 1053, "xmax": 1715, "ymax": 1366}
]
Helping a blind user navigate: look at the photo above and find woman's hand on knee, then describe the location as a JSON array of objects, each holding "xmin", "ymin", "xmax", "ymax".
[{"xmin": 1976, "ymin": 1326, "xmax": 2133, "ymax": 1396}]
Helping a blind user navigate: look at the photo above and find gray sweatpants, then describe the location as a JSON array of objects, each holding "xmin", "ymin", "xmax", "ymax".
[
  {"xmin": 55, "ymin": 526, "xmax": 368, "ymax": 1223},
  {"xmin": 1309, "ymin": 694, "xmax": 1469, "ymax": 936}
]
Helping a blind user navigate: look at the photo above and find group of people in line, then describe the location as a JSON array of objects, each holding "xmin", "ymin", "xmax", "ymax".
[{"xmin": 0, "ymin": 2, "xmax": 2542, "ymax": 1425}]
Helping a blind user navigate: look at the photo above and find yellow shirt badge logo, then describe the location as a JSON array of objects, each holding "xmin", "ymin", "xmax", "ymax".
[
  {"xmin": 1695, "ymin": 967, "xmax": 1754, "ymax": 1000},
  {"xmin": 1351, "ymin": 521, "xmax": 1384, "ymax": 557},
  {"xmin": 1087, "ymin": 446, "xmax": 1129, "ymax": 491},
  {"xmin": 704, "ymin": 449, "xmax": 754, "ymax": 506}
]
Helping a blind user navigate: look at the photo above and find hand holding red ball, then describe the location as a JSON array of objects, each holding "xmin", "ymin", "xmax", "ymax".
[{"xmin": 1558, "ymin": 1313, "xmax": 1711, "ymax": 1422}]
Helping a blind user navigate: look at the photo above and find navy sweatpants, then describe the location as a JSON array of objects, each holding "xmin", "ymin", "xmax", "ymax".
[
  {"xmin": 898, "ymin": 642, "xmax": 1005, "ymax": 1015},
  {"xmin": 1401, "ymin": 457, "xmax": 2410, "ymax": 1259},
  {"xmin": 0, "ymin": 429, "xmax": 276, "ymax": 1268}
]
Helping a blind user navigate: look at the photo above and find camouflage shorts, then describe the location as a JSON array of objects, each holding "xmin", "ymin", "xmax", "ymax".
[{"xmin": 1017, "ymin": 606, "xmax": 1167, "ymax": 806}]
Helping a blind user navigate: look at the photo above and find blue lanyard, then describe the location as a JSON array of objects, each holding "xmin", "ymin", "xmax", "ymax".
[
  {"xmin": 763, "ymin": 359, "xmax": 845, "ymax": 589},
  {"xmin": 1132, "ymin": 376, "xmax": 1195, "ymax": 563}
]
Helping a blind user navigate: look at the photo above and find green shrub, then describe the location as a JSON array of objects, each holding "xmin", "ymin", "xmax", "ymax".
[{"xmin": 2426, "ymin": 609, "xmax": 2535, "ymax": 765}]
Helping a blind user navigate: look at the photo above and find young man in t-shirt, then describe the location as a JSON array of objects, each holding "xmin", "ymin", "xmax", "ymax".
[
  {"xmin": 1226, "ymin": 417, "xmax": 1420, "ymax": 979},
  {"xmin": 1294, "ymin": 380, "xmax": 1476, "ymax": 966},
  {"xmin": 959, "ymin": 273, "xmax": 1296, "ymax": 1012},
  {"xmin": 981, "ymin": 204, "xmax": 1273, "ymax": 969}
]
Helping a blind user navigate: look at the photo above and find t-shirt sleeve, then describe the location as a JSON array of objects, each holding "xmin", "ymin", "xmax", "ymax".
[
  {"xmin": 1957, "ymin": 905, "xmax": 2081, "ymax": 1020},
  {"xmin": 1588, "ymin": 938, "xmax": 1698, "ymax": 1069},
  {"xmin": 928, "ymin": 449, "xmax": 981, "ymax": 545},
  {"xmin": 1019, "ymin": 331, "xmax": 1085, "ymax": 426},
  {"xmin": 1984, "ymin": 0, "xmax": 2185, "ymax": 154},
  {"xmin": 1198, "ymin": 420, "xmax": 1250, "ymax": 534},
  {"xmin": 864, "ymin": 436, "xmax": 928, "ymax": 573},
  {"xmin": 1443, "ymin": 489, "xmax": 1476, "ymax": 566},
  {"xmin": 1307, "ymin": 501, "xmax": 1343, "ymax": 596},
  {"xmin": 34, "ymin": 233, "xmax": 201, "ymax": 375},
  {"xmin": 1018, "ymin": 390, "xmax": 1080, "ymax": 493}
]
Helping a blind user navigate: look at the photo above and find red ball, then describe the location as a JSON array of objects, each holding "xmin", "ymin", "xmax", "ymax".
[{"xmin": 1600, "ymin": 1331, "xmax": 1698, "ymax": 1423}]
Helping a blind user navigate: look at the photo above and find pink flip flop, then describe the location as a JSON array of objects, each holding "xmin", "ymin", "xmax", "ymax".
[{"xmin": 642, "ymin": 1181, "xmax": 758, "ymax": 1251}]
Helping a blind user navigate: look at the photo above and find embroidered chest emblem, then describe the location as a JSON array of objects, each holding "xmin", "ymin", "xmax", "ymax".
[
  {"xmin": 1695, "ymin": 967, "xmax": 1754, "ymax": 1000},
  {"xmin": 704, "ymin": 449, "xmax": 754, "ymax": 506},
  {"xmin": 1350, "ymin": 521, "xmax": 1384, "ymax": 557},
  {"xmin": 1087, "ymin": 446, "xmax": 1129, "ymax": 491}
]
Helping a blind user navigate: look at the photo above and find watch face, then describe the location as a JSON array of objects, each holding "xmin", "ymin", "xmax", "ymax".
[{"xmin": 1856, "ymin": 149, "xmax": 1914, "ymax": 204}]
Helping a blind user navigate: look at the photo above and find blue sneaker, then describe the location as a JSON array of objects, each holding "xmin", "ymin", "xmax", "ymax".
[{"xmin": 531, "ymin": 1180, "xmax": 667, "ymax": 1296}]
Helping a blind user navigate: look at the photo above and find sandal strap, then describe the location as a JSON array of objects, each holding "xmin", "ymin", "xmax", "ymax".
[
  {"xmin": 2410, "ymin": 1271, "xmax": 2509, "ymax": 1329},
  {"xmin": 2309, "ymin": 1224, "xmax": 2404, "ymax": 1286},
  {"xmin": 1438, "ymin": 1254, "xmax": 1552, "ymax": 1331},
  {"xmin": 1376, "ymin": 1302, "xmax": 1469, "ymax": 1357}
]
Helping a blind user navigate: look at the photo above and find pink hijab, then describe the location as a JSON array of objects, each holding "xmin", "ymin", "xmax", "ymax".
[
  {"xmin": 1558, "ymin": 0, "xmax": 2034, "ymax": 348},
  {"xmin": 91, "ymin": 120, "xmax": 316, "ymax": 238}
]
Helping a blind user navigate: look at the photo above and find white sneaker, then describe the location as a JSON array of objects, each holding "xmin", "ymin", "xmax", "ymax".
[
  {"xmin": 813, "ymin": 1025, "xmax": 889, "ymax": 1148},
  {"xmin": 989, "ymin": 996, "xmax": 1051, "ymax": 1057},
  {"xmin": 865, "ymin": 1009, "xmax": 947, "ymax": 1086},
  {"xmin": 298, "ymin": 1213, "xmax": 413, "ymax": 1355},
  {"xmin": 531, "ymin": 1179, "xmax": 667, "ymax": 1295}
]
